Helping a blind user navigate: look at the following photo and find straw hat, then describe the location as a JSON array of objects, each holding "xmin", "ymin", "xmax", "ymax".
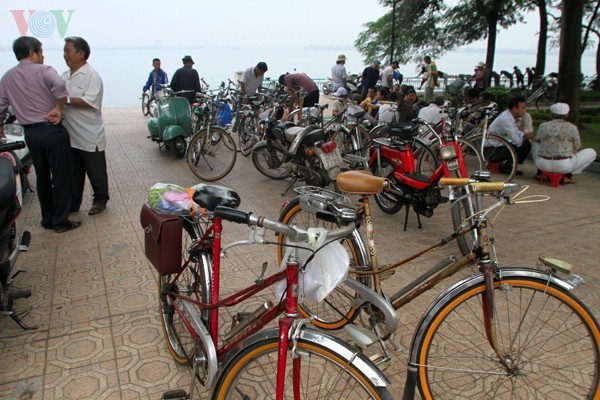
[{"xmin": 337, "ymin": 54, "xmax": 348, "ymax": 62}]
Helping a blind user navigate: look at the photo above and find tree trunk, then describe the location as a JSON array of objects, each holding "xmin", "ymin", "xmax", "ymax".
[
  {"xmin": 557, "ymin": 0, "xmax": 585, "ymax": 124},
  {"xmin": 534, "ymin": 0, "xmax": 548, "ymax": 78},
  {"xmin": 484, "ymin": 15, "xmax": 498, "ymax": 87}
]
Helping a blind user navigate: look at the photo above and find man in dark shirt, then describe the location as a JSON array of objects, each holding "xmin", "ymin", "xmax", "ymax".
[
  {"xmin": 361, "ymin": 61, "xmax": 381, "ymax": 100},
  {"xmin": 171, "ymin": 55, "xmax": 202, "ymax": 105},
  {"xmin": 279, "ymin": 72, "xmax": 320, "ymax": 108},
  {"xmin": 0, "ymin": 36, "xmax": 80, "ymax": 233}
]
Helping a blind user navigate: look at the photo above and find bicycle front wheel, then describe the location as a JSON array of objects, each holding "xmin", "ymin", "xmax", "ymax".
[
  {"xmin": 278, "ymin": 198, "xmax": 370, "ymax": 330},
  {"xmin": 238, "ymin": 116, "xmax": 257, "ymax": 157},
  {"xmin": 158, "ymin": 223, "xmax": 211, "ymax": 365},
  {"xmin": 142, "ymin": 93, "xmax": 150, "ymax": 116},
  {"xmin": 468, "ymin": 133, "xmax": 518, "ymax": 182},
  {"xmin": 212, "ymin": 336, "xmax": 393, "ymax": 400},
  {"xmin": 187, "ymin": 127, "xmax": 237, "ymax": 181},
  {"xmin": 251, "ymin": 142, "xmax": 290, "ymax": 180},
  {"xmin": 415, "ymin": 276, "xmax": 600, "ymax": 399}
]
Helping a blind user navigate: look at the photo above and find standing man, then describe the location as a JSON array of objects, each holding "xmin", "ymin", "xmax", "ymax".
[
  {"xmin": 473, "ymin": 62, "xmax": 489, "ymax": 90},
  {"xmin": 142, "ymin": 58, "xmax": 168, "ymax": 99},
  {"xmin": 278, "ymin": 72, "xmax": 320, "ymax": 108},
  {"xmin": 380, "ymin": 60, "xmax": 399, "ymax": 90},
  {"xmin": 500, "ymin": 70, "xmax": 514, "ymax": 87},
  {"xmin": 423, "ymin": 56, "xmax": 438, "ymax": 102},
  {"xmin": 0, "ymin": 36, "xmax": 80, "ymax": 233},
  {"xmin": 331, "ymin": 54, "xmax": 348, "ymax": 92},
  {"xmin": 62, "ymin": 36, "xmax": 109, "ymax": 216},
  {"xmin": 239, "ymin": 62, "xmax": 268, "ymax": 97},
  {"xmin": 513, "ymin": 66, "xmax": 525, "ymax": 89},
  {"xmin": 360, "ymin": 61, "xmax": 381, "ymax": 100},
  {"xmin": 171, "ymin": 55, "xmax": 202, "ymax": 105},
  {"xmin": 488, "ymin": 96, "xmax": 533, "ymax": 175}
]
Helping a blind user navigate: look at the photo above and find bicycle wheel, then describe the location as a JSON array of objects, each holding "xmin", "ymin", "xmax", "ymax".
[
  {"xmin": 449, "ymin": 187, "xmax": 478, "ymax": 256},
  {"xmin": 468, "ymin": 133, "xmax": 517, "ymax": 182},
  {"xmin": 415, "ymin": 275, "xmax": 600, "ymax": 399},
  {"xmin": 455, "ymin": 137, "xmax": 484, "ymax": 178},
  {"xmin": 148, "ymin": 96, "xmax": 157, "ymax": 118},
  {"xmin": 251, "ymin": 142, "xmax": 290, "ymax": 180},
  {"xmin": 187, "ymin": 127, "xmax": 237, "ymax": 181},
  {"xmin": 370, "ymin": 157, "xmax": 403, "ymax": 215},
  {"xmin": 413, "ymin": 139, "xmax": 440, "ymax": 177},
  {"xmin": 238, "ymin": 116, "xmax": 257, "ymax": 157},
  {"xmin": 142, "ymin": 93, "xmax": 150, "ymax": 116},
  {"xmin": 158, "ymin": 223, "xmax": 211, "ymax": 364},
  {"xmin": 212, "ymin": 335, "xmax": 393, "ymax": 400},
  {"xmin": 278, "ymin": 198, "xmax": 370, "ymax": 330}
]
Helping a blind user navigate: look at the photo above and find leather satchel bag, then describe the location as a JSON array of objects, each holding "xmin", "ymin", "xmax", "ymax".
[{"xmin": 140, "ymin": 203, "xmax": 182, "ymax": 275}]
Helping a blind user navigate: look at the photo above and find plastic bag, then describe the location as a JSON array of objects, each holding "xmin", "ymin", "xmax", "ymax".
[
  {"xmin": 277, "ymin": 228, "xmax": 350, "ymax": 305},
  {"xmin": 148, "ymin": 183, "xmax": 205, "ymax": 215}
]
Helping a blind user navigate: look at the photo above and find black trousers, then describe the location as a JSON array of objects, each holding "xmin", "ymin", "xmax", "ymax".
[
  {"xmin": 484, "ymin": 140, "xmax": 532, "ymax": 165},
  {"xmin": 24, "ymin": 123, "xmax": 73, "ymax": 227},
  {"xmin": 71, "ymin": 147, "xmax": 109, "ymax": 212},
  {"xmin": 303, "ymin": 90, "xmax": 320, "ymax": 108}
]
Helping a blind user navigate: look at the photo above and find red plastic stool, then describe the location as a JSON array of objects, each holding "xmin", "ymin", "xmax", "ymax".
[
  {"xmin": 538, "ymin": 171, "xmax": 566, "ymax": 188},
  {"xmin": 487, "ymin": 162, "xmax": 502, "ymax": 173}
]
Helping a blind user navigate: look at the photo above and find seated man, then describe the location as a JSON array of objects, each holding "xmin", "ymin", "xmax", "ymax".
[
  {"xmin": 488, "ymin": 96, "xmax": 533, "ymax": 175},
  {"xmin": 533, "ymin": 103, "xmax": 597, "ymax": 183},
  {"xmin": 331, "ymin": 87, "xmax": 348, "ymax": 117},
  {"xmin": 418, "ymin": 95, "xmax": 447, "ymax": 126}
]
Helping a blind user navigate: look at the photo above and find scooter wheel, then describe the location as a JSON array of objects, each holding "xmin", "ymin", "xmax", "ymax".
[{"xmin": 168, "ymin": 137, "xmax": 187, "ymax": 158}]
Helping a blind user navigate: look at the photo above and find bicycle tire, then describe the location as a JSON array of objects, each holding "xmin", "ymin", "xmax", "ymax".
[
  {"xmin": 158, "ymin": 223, "xmax": 211, "ymax": 365},
  {"xmin": 415, "ymin": 276, "xmax": 600, "ymax": 399},
  {"xmin": 370, "ymin": 156, "xmax": 404, "ymax": 215},
  {"xmin": 142, "ymin": 93, "xmax": 150, "ymax": 116},
  {"xmin": 187, "ymin": 127, "xmax": 237, "ymax": 181},
  {"xmin": 467, "ymin": 133, "xmax": 517, "ymax": 182},
  {"xmin": 251, "ymin": 142, "xmax": 291, "ymax": 180},
  {"xmin": 238, "ymin": 116, "xmax": 256, "ymax": 157},
  {"xmin": 212, "ymin": 335, "xmax": 393, "ymax": 400},
  {"xmin": 147, "ymin": 96, "xmax": 157, "ymax": 118},
  {"xmin": 449, "ymin": 187, "xmax": 478, "ymax": 256},
  {"xmin": 277, "ymin": 198, "xmax": 371, "ymax": 330}
]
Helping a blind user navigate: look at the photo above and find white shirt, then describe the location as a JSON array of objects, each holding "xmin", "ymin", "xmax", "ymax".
[
  {"xmin": 62, "ymin": 63, "xmax": 106, "ymax": 152},
  {"xmin": 331, "ymin": 64, "xmax": 347, "ymax": 91},
  {"xmin": 378, "ymin": 103, "xmax": 399, "ymax": 123},
  {"xmin": 418, "ymin": 103, "xmax": 446, "ymax": 126},
  {"xmin": 488, "ymin": 109, "xmax": 524, "ymax": 146},
  {"xmin": 240, "ymin": 67, "xmax": 264, "ymax": 95},
  {"xmin": 380, "ymin": 66, "xmax": 394, "ymax": 88}
]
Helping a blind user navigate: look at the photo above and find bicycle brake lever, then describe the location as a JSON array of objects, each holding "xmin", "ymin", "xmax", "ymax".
[{"xmin": 220, "ymin": 226, "xmax": 266, "ymax": 257}]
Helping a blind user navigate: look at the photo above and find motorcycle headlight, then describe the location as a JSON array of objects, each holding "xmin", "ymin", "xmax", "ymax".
[{"xmin": 440, "ymin": 145, "xmax": 457, "ymax": 160}]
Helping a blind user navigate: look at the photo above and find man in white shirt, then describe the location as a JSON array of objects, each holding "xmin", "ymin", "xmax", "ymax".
[
  {"xmin": 331, "ymin": 54, "xmax": 348, "ymax": 91},
  {"xmin": 62, "ymin": 36, "xmax": 109, "ymax": 215},
  {"xmin": 418, "ymin": 96, "xmax": 446, "ymax": 126},
  {"xmin": 239, "ymin": 62, "xmax": 268, "ymax": 97},
  {"xmin": 380, "ymin": 60, "xmax": 399, "ymax": 89},
  {"xmin": 488, "ymin": 96, "xmax": 533, "ymax": 175}
]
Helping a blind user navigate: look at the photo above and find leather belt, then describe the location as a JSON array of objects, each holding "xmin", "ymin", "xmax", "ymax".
[
  {"xmin": 540, "ymin": 155, "xmax": 569, "ymax": 160},
  {"xmin": 22, "ymin": 122, "xmax": 52, "ymax": 129}
]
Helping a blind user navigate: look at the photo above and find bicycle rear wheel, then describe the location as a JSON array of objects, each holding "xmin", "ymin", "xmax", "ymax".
[
  {"xmin": 468, "ymin": 133, "xmax": 517, "ymax": 182},
  {"xmin": 158, "ymin": 223, "xmax": 211, "ymax": 365},
  {"xmin": 415, "ymin": 275, "xmax": 600, "ymax": 399},
  {"xmin": 278, "ymin": 198, "xmax": 370, "ymax": 330},
  {"xmin": 238, "ymin": 116, "xmax": 257, "ymax": 157},
  {"xmin": 142, "ymin": 93, "xmax": 150, "ymax": 116},
  {"xmin": 187, "ymin": 127, "xmax": 237, "ymax": 181},
  {"xmin": 212, "ymin": 335, "xmax": 393, "ymax": 400}
]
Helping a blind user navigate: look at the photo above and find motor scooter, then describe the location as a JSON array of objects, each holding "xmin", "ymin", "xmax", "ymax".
[
  {"xmin": 147, "ymin": 87, "xmax": 194, "ymax": 158},
  {"xmin": 0, "ymin": 139, "xmax": 36, "ymax": 330},
  {"xmin": 3, "ymin": 108, "xmax": 32, "ymax": 194}
]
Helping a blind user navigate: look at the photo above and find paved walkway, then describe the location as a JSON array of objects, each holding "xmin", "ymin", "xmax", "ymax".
[{"xmin": 1, "ymin": 107, "xmax": 599, "ymax": 399}]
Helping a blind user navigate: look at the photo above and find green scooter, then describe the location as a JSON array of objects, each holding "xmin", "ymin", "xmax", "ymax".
[{"xmin": 147, "ymin": 87, "xmax": 194, "ymax": 157}]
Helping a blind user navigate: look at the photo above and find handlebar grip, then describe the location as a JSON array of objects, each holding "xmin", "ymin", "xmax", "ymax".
[
  {"xmin": 0, "ymin": 140, "xmax": 26, "ymax": 152},
  {"xmin": 214, "ymin": 206, "xmax": 251, "ymax": 224},
  {"xmin": 439, "ymin": 178, "xmax": 470, "ymax": 186},
  {"xmin": 469, "ymin": 182, "xmax": 507, "ymax": 193}
]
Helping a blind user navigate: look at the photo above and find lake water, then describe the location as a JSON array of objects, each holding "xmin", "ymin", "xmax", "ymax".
[{"xmin": 0, "ymin": 46, "xmax": 595, "ymax": 108}]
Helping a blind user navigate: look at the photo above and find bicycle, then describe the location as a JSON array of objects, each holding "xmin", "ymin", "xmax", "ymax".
[
  {"xmin": 142, "ymin": 185, "xmax": 393, "ymax": 399},
  {"xmin": 236, "ymin": 93, "xmax": 274, "ymax": 156},
  {"xmin": 526, "ymin": 73, "xmax": 558, "ymax": 110},
  {"xmin": 142, "ymin": 84, "xmax": 168, "ymax": 117},
  {"xmin": 187, "ymin": 94, "xmax": 237, "ymax": 181},
  {"xmin": 277, "ymin": 172, "xmax": 600, "ymax": 399}
]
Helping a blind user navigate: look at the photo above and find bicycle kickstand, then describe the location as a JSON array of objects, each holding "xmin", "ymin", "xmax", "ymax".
[{"xmin": 281, "ymin": 177, "xmax": 298, "ymax": 196}]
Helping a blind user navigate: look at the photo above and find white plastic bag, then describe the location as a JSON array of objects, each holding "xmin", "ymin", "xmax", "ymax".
[{"xmin": 277, "ymin": 228, "xmax": 350, "ymax": 305}]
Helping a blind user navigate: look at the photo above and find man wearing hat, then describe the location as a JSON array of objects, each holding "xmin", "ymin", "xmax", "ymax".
[
  {"xmin": 331, "ymin": 87, "xmax": 348, "ymax": 117},
  {"xmin": 171, "ymin": 55, "xmax": 202, "ymax": 105},
  {"xmin": 331, "ymin": 54, "xmax": 348, "ymax": 92},
  {"xmin": 533, "ymin": 102, "xmax": 596, "ymax": 183},
  {"xmin": 418, "ymin": 95, "xmax": 447, "ymax": 126}
]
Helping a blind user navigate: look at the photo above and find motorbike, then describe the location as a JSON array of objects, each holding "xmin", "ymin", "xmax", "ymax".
[
  {"xmin": 251, "ymin": 103, "xmax": 344, "ymax": 195},
  {"xmin": 147, "ymin": 86, "xmax": 194, "ymax": 158},
  {"xmin": 322, "ymin": 73, "xmax": 360, "ymax": 96},
  {"xmin": 3, "ymin": 109, "xmax": 32, "ymax": 194},
  {"xmin": 0, "ymin": 139, "xmax": 36, "ymax": 330}
]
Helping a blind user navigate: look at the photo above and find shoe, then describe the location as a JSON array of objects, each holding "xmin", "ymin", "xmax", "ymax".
[
  {"xmin": 499, "ymin": 164, "xmax": 514, "ymax": 174},
  {"xmin": 565, "ymin": 177, "xmax": 577, "ymax": 184},
  {"xmin": 41, "ymin": 222, "xmax": 53, "ymax": 230},
  {"xmin": 54, "ymin": 220, "xmax": 82, "ymax": 233},
  {"xmin": 88, "ymin": 203, "xmax": 107, "ymax": 215}
]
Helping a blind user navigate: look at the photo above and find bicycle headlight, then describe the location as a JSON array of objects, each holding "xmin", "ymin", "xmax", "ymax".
[{"xmin": 440, "ymin": 145, "xmax": 457, "ymax": 160}]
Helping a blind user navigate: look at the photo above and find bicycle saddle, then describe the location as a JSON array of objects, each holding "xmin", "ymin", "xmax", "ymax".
[
  {"xmin": 336, "ymin": 170, "xmax": 389, "ymax": 195},
  {"xmin": 192, "ymin": 185, "xmax": 241, "ymax": 212}
]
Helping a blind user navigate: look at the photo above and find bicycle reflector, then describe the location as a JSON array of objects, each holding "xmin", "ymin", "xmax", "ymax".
[{"xmin": 440, "ymin": 145, "xmax": 457, "ymax": 160}]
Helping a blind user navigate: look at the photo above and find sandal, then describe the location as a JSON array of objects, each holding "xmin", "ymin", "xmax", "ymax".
[
  {"xmin": 89, "ymin": 203, "xmax": 107, "ymax": 215},
  {"xmin": 564, "ymin": 177, "xmax": 577, "ymax": 184}
]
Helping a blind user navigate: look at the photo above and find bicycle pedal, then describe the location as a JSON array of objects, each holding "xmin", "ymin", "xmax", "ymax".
[
  {"xmin": 539, "ymin": 256, "xmax": 573, "ymax": 275},
  {"xmin": 161, "ymin": 389, "xmax": 188, "ymax": 400},
  {"xmin": 369, "ymin": 353, "xmax": 390, "ymax": 371}
]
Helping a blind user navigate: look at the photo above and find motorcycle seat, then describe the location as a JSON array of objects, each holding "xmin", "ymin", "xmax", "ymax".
[
  {"xmin": 0, "ymin": 157, "xmax": 16, "ymax": 212},
  {"xmin": 192, "ymin": 184, "xmax": 241, "ymax": 212}
]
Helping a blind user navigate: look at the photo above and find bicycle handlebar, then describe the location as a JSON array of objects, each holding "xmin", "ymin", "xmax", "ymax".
[
  {"xmin": 214, "ymin": 206, "xmax": 355, "ymax": 244},
  {"xmin": 439, "ymin": 178, "xmax": 520, "ymax": 193}
]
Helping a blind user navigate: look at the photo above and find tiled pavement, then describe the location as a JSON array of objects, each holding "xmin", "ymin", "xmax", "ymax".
[{"xmin": 1, "ymin": 106, "xmax": 599, "ymax": 399}]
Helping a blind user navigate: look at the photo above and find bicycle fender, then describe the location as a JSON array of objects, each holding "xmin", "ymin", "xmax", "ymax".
[
  {"xmin": 214, "ymin": 327, "xmax": 389, "ymax": 391},
  {"xmin": 406, "ymin": 267, "xmax": 573, "ymax": 366},
  {"xmin": 162, "ymin": 125, "xmax": 189, "ymax": 142}
]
